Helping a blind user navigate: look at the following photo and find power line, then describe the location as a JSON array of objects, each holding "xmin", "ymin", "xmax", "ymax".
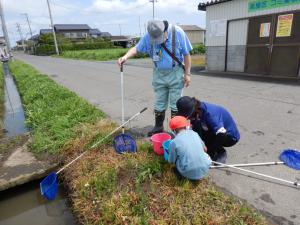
[
  {"xmin": 21, "ymin": 13, "xmax": 33, "ymax": 38},
  {"xmin": 16, "ymin": 23, "xmax": 25, "ymax": 51}
]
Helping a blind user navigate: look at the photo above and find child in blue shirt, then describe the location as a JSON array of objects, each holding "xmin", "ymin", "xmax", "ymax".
[{"xmin": 168, "ymin": 116, "xmax": 212, "ymax": 181}]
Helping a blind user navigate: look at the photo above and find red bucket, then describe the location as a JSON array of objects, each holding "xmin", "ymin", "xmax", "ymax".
[{"xmin": 150, "ymin": 133, "xmax": 171, "ymax": 155}]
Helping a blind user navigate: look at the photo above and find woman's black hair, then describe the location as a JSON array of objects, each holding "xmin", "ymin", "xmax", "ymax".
[
  {"xmin": 190, "ymin": 97, "xmax": 202, "ymax": 120},
  {"xmin": 163, "ymin": 20, "xmax": 169, "ymax": 32}
]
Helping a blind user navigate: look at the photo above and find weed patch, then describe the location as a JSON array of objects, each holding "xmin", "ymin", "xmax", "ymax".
[
  {"xmin": 8, "ymin": 60, "xmax": 105, "ymax": 154},
  {"xmin": 62, "ymin": 123, "xmax": 267, "ymax": 225},
  {"xmin": 59, "ymin": 48, "xmax": 147, "ymax": 61}
]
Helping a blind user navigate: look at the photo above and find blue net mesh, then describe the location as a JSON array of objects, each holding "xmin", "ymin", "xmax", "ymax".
[
  {"xmin": 113, "ymin": 134, "xmax": 137, "ymax": 154},
  {"xmin": 40, "ymin": 172, "xmax": 58, "ymax": 200},
  {"xmin": 279, "ymin": 149, "xmax": 300, "ymax": 170}
]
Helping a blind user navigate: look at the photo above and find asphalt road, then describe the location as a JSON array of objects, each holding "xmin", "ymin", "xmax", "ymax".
[{"xmin": 15, "ymin": 53, "xmax": 300, "ymax": 225}]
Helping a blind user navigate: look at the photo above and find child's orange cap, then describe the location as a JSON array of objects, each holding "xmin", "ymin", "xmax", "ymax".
[{"xmin": 169, "ymin": 116, "xmax": 189, "ymax": 130}]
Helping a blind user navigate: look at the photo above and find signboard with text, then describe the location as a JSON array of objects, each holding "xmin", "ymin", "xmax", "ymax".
[
  {"xmin": 276, "ymin": 14, "xmax": 293, "ymax": 37},
  {"xmin": 260, "ymin": 22, "xmax": 270, "ymax": 37},
  {"xmin": 248, "ymin": 0, "xmax": 300, "ymax": 12}
]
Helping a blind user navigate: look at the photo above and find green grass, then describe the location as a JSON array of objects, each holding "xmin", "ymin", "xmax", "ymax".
[
  {"xmin": 63, "ymin": 131, "xmax": 267, "ymax": 225},
  {"xmin": 7, "ymin": 60, "xmax": 266, "ymax": 224},
  {"xmin": 59, "ymin": 48, "xmax": 147, "ymax": 61},
  {"xmin": 0, "ymin": 64, "xmax": 4, "ymax": 135},
  {"xmin": 58, "ymin": 43, "xmax": 204, "ymax": 62},
  {"xmin": 8, "ymin": 60, "xmax": 105, "ymax": 154}
]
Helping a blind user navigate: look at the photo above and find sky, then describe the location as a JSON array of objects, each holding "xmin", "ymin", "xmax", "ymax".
[{"xmin": 1, "ymin": 0, "xmax": 207, "ymax": 46}]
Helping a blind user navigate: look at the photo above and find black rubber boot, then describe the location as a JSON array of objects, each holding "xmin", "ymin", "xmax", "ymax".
[
  {"xmin": 171, "ymin": 110, "xmax": 178, "ymax": 118},
  {"xmin": 147, "ymin": 110, "xmax": 165, "ymax": 137}
]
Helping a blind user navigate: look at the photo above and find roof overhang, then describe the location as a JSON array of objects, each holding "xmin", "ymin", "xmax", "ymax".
[{"xmin": 198, "ymin": 0, "xmax": 232, "ymax": 11}]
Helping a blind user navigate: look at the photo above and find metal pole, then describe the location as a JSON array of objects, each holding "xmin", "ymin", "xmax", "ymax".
[
  {"xmin": 22, "ymin": 13, "xmax": 36, "ymax": 54},
  {"xmin": 16, "ymin": 23, "xmax": 26, "ymax": 52},
  {"xmin": 46, "ymin": 0, "xmax": 59, "ymax": 55},
  {"xmin": 152, "ymin": 0, "xmax": 154, "ymax": 19},
  {"xmin": 212, "ymin": 161, "xmax": 298, "ymax": 187},
  {"xmin": 118, "ymin": 24, "xmax": 122, "ymax": 36},
  {"xmin": 210, "ymin": 161, "xmax": 285, "ymax": 169},
  {"xmin": 56, "ymin": 107, "xmax": 147, "ymax": 174},
  {"xmin": 22, "ymin": 13, "xmax": 33, "ymax": 37},
  {"xmin": 120, "ymin": 64, "xmax": 124, "ymax": 134},
  {"xmin": 139, "ymin": 16, "xmax": 141, "ymax": 37},
  {"xmin": 0, "ymin": 0, "xmax": 11, "ymax": 57}
]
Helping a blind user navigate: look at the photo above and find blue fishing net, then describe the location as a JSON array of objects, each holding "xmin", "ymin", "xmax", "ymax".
[
  {"xmin": 40, "ymin": 172, "xmax": 58, "ymax": 200},
  {"xmin": 113, "ymin": 134, "xmax": 137, "ymax": 154},
  {"xmin": 279, "ymin": 149, "xmax": 300, "ymax": 170}
]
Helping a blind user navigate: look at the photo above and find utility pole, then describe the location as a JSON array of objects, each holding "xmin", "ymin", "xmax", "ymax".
[
  {"xmin": 118, "ymin": 24, "xmax": 122, "ymax": 36},
  {"xmin": 16, "ymin": 23, "xmax": 26, "ymax": 52},
  {"xmin": 149, "ymin": 0, "xmax": 158, "ymax": 19},
  {"xmin": 138, "ymin": 16, "xmax": 142, "ymax": 37},
  {"xmin": 21, "ymin": 13, "xmax": 35, "ymax": 54},
  {"xmin": 46, "ymin": 0, "xmax": 59, "ymax": 55},
  {"xmin": 21, "ymin": 13, "xmax": 33, "ymax": 38},
  {"xmin": 0, "ymin": 0, "xmax": 11, "ymax": 56}
]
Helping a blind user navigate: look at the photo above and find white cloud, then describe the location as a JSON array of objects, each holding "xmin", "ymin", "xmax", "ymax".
[{"xmin": 2, "ymin": 0, "xmax": 206, "ymax": 46}]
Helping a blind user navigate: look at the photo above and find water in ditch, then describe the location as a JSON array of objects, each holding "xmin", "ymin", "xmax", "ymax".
[
  {"xmin": 0, "ymin": 63, "xmax": 77, "ymax": 224},
  {"xmin": 3, "ymin": 63, "xmax": 28, "ymax": 137},
  {"xmin": 0, "ymin": 179, "xmax": 76, "ymax": 225}
]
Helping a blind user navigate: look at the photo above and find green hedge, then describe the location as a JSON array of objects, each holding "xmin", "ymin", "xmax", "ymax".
[
  {"xmin": 191, "ymin": 44, "xmax": 206, "ymax": 55},
  {"xmin": 60, "ymin": 48, "xmax": 147, "ymax": 61},
  {"xmin": 8, "ymin": 60, "xmax": 105, "ymax": 154},
  {"xmin": 35, "ymin": 41, "xmax": 114, "ymax": 56}
]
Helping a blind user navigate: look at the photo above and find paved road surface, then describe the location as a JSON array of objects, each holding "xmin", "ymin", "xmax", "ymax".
[{"xmin": 16, "ymin": 53, "xmax": 300, "ymax": 225}]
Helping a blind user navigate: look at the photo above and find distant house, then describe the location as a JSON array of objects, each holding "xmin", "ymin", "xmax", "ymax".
[
  {"xmin": 179, "ymin": 25, "xmax": 205, "ymax": 44},
  {"xmin": 89, "ymin": 28, "xmax": 102, "ymax": 38},
  {"xmin": 29, "ymin": 34, "xmax": 40, "ymax": 43},
  {"xmin": 39, "ymin": 25, "xmax": 112, "ymax": 40},
  {"xmin": 54, "ymin": 24, "xmax": 91, "ymax": 39},
  {"xmin": 110, "ymin": 35, "xmax": 137, "ymax": 48},
  {"xmin": 16, "ymin": 39, "xmax": 26, "ymax": 50},
  {"xmin": 40, "ymin": 29, "xmax": 52, "ymax": 35},
  {"xmin": 100, "ymin": 32, "xmax": 112, "ymax": 39}
]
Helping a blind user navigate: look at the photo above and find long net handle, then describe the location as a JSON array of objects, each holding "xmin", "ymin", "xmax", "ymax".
[
  {"xmin": 210, "ymin": 161, "xmax": 284, "ymax": 169},
  {"xmin": 57, "ymin": 107, "xmax": 147, "ymax": 174},
  {"xmin": 121, "ymin": 65, "xmax": 124, "ymax": 134},
  {"xmin": 212, "ymin": 161, "xmax": 298, "ymax": 187}
]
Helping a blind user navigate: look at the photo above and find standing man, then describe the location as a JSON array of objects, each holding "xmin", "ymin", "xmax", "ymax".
[
  {"xmin": 118, "ymin": 20, "xmax": 193, "ymax": 137},
  {"xmin": 176, "ymin": 96, "xmax": 240, "ymax": 163}
]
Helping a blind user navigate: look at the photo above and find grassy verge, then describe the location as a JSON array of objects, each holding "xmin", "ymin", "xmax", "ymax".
[
  {"xmin": 63, "ymin": 124, "xmax": 267, "ymax": 225},
  {"xmin": 59, "ymin": 48, "xmax": 148, "ymax": 61},
  {"xmin": 9, "ymin": 60, "xmax": 267, "ymax": 224},
  {"xmin": 0, "ymin": 64, "xmax": 4, "ymax": 136},
  {"xmin": 8, "ymin": 60, "xmax": 105, "ymax": 154}
]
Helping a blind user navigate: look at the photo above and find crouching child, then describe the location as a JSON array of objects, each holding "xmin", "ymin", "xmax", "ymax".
[{"xmin": 168, "ymin": 116, "xmax": 212, "ymax": 181}]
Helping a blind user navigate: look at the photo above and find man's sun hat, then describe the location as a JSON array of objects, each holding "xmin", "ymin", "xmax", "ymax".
[
  {"xmin": 147, "ymin": 20, "xmax": 165, "ymax": 44},
  {"xmin": 176, "ymin": 96, "xmax": 196, "ymax": 118},
  {"xmin": 169, "ymin": 116, "xmax": 189, "ymax": 131}
]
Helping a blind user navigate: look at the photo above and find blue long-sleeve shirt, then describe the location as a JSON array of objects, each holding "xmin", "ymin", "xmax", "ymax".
[
  {"xmin": 199, "ymin": 102, "xmax": 240, "ymax": 141},
  {"xmin": 168, "ymin": 129, "xmax": 211, "ymax": 180}
]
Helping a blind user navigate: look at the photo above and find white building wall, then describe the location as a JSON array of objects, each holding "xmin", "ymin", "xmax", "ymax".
[
  {"xmin": 206, "ymin": 0, "xmax": 300, "ymax": 46},
  {"xmin": 227, "ymin": 19, "xmax": 249, "ymax": 72},
  {"xmin": 228, "ymin": 19, "xmax": 248, "ymax": 46}
]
